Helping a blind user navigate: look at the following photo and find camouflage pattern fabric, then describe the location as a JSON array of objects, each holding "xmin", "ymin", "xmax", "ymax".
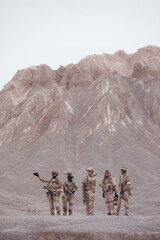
[
  {"xmin": 116, "ymin": 173, "xmax": 131, "ymax": 216},
  {"xmin": 82, "ymin": 175, "xmax": 96, "ymax": 215},
  {"xmin": 39, "ymin": 176, "xmax": 63, "ymax": 215},
  {"xmin": 62, "ymin": 181, "xmax": 78, "ymax": 215},
  {"xmin": 102, "ymin": 176, "xmax": 116, "ymax": 215}
]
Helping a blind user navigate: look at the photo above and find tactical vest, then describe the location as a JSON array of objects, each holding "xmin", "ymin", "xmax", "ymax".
[
  {"xmin": 47, "ymin": 177, "xmax": 61, "ymax": 190},
  {"xmin": 64, "ymin": 181, "xmax": 76, "ymax": 193},
  {"xmin": 122, "ymin": 174, "xmax": 132, "ymax": 196},
  {"xmin": 83, "ymin": 175, "xmax": 96, "ymax": 191},
  {"xmin": 102, "ymin": 177, "xmax": 115, "ymax": 192},
  {"xmin": 122, "ymin": 174, "xmax": 129, "ymax": 188}
]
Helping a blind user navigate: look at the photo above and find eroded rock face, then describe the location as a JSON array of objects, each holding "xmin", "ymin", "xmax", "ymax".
[{"xmin": 0, "ymin": 45, "xmax": 160, "ymax": 199}]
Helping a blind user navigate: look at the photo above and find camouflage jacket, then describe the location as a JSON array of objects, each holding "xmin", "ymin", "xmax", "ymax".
[
  {"xmin": 121, "ymin": 174, "xmax": 131, "ymax": 189},
  {"xmin": 63, "ymin": 181, "xmax": 78, "ymax": 195},
  {"xmin": 82, "ymin": 175, "xmax": 96, "ymax": 195},
  {"xmin": 101, "ymin": 176, "xmax": 116, "ymax": 193},
  {"xmin": 39, "ymin": 176, "xmax": 63, "ymax": 194}
]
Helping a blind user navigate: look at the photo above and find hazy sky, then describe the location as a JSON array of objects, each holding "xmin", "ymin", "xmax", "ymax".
[{"xmin": 0, "ymin": 0, "xmax": 160, "ymax": 90}]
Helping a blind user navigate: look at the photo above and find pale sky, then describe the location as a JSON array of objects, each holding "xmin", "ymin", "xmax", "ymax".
[{"xmin": 0, "ymin": 0, "xmax": 160, "ymax": 90}]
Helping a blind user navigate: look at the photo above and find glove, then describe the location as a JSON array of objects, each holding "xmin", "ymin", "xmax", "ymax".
[
  {"xmin": 120, "ymin": 190, "xmax": 124, "ymax": 195},
  {"xmin": 115, "ymin": 192, "xmax": 119, "ymax": 199},
  {"xmin": 72, "ymin": 191, "xmax": 75, "ymax": 195},
  {"xmin": 33, "ymin": 172, "xmax": 39, "ymax": 177},
  {"xmin": 103, "ymin": 193, "xmax": 105, "ymax": 198}
]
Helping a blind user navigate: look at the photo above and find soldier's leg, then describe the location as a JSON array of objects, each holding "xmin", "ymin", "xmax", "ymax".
[
  {"xmin": 85, "ymin": 195, "xmax": 90, "ymax": 215},
  {"xmin": 48, "ymin": 193, "xmax": 54, "ymax": 215},
  {"xmin": 88, "ymin": 200, "xmax": 94, "ymax": 215},
  {"xmin": 54, "ymin": 196, "xmax": 61, "ymax": 215},
  {"xmin": 110, "ymin": 201, "xmax": 115, "ymax": 215},
  {"xmin": 106, "ymin": 202, "xmax": 111, "ymax": 214},
  {"xmin": 68, "ymin": 196, "xmax": 74, "ymax": 215},
  {"xmin": 116, "ymin": 197, "xmax": 122, "ymax": 215},
  {"xmin": 123, "ymin": 192, "xmax": 129, "ymax": 216},
  {"xmin": 62, "ymin": 195, "xmax": 68, "ymax": 216},
  {"xmin": 105, "ymin": 195, "xmax": 111, "ymax": 215},
  {"xmin": 124, "ymin": 199, "xmax": 129, "ymax": 215},
  {"xmin": 88, "ymin": 193, "xmax": 94, "ymax": 215}
]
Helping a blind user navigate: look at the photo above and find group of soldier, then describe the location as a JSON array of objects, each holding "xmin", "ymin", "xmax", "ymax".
[{"xmin": 33, "ymin": 166, "xmax": 132, "ymax": 216}]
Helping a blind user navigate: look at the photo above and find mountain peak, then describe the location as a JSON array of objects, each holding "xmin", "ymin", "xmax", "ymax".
[{"xmin": 0, "ymin": 46, "xmax": 160, "ymax": 198}]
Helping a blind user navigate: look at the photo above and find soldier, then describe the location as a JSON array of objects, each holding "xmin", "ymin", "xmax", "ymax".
[
  {"xmin": 100, "ymin": 169, "xmax": 117, "ymax": 215},
  {"xmin": 116, "ymin": 167, "xmax": 132, "ymax": 216},
  {"xmin": 82, "ymin": 167, "xmax": 96, "ymax": 215},
  {"xmin": 33, "ymin": 171, "xmax": 63, "ymax": 215},
  {"xmin": 62, "ymin": 172, "xmax": 78, "ymax": 216}
]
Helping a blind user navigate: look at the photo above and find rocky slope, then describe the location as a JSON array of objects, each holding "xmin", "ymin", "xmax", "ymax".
[
  {"xmin": 0, "ymin": 45, "xmax": 160, "ymax": 217},
  {"xmin": 0, "ymin": 45, "xmax": 160, "ymax": 239}
]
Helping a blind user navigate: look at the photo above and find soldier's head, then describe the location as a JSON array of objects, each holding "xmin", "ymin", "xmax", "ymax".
[
  {"xmin": 86, "ymin": 167, "xmax": 94, "ymax": 176},
  {"xmin": 51, "ymin": 170, "xmax": 58, "ymax": 178},
  {"xmin": 121, "ymin": 167, "xmax": 127, "ymax": 175},
  {"xmin": 67, "ymin": 172, "xmax": 74, "ymax": 182},
  {"xmin": 105, "ymin": 169, "xmax": 110, "ymax": 178}
]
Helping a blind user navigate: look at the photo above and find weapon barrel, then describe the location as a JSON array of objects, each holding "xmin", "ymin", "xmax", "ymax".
[
  {"xmin": 65, "ymin": 183, "xmax": 78, "ymax": 201},
  {"xmin": 43, "ymin": 186, "xmax": 58, "ymax": 197},
  {"xmin": 93, "ymin": 173, "xmax": 98, "ymax": 177}
]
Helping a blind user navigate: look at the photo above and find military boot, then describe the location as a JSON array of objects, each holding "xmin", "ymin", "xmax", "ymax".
[
  {"xmin": 63, "ymin": 206, "xmax": 67, "ymax": 216},
  {"xmin": 69, "ymin": 210, "xmax": 72, "ymax": 215},
  {"xmin": 124, "ymin": 213, "xmax": 129, "ymax": 216}
]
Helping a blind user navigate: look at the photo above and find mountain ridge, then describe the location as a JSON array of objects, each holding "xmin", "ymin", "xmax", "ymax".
[{"xmin": 0, "ymin": 46, "xmax": 160, "ymax": 202}]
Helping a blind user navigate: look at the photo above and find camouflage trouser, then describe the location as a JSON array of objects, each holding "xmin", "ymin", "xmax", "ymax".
[
  {"xmin": 85, "ymin": 191, "xmax": 95, "ymax": 215},
  {"xmin": 105, "ymin": 191, "xmax": 115, "ymax": 215},
  {"xmin": 47, "ymin": 192, "xmax": 61, "ymax": 215},
  {"xmin": 62, "ymin": 194, "xmax": 74, "ymax": 215},
  {"xmin": 116, "ymin": 191, "xmax": 130, "ymax": 215}
]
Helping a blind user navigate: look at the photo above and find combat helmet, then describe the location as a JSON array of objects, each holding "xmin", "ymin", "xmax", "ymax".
[
  {"xmin": 121, "ymin": 167, "xmax": 127, "ymax": 172},
  {"xmin": 86, "ymin": 167, "xmax": 94, "ymax": 173},
  {"xmin": 51, "ymin": 170, "xmax": 58, "ymax": 176}
]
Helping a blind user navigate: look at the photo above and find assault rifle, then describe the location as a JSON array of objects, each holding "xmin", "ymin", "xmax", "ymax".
[
  {"xmin": 119, "ymin": 176, "xmax": 123, "ymax": 205},
  {"xmin": 64, "ymin": 183, "xmax": 78, "ymax": 201},
  {"xmin": 43, "ymin": 186, "xmax": 59, "ymax": 197},
  {"xmin": 93, "ymin": 173, "xmax": 98, "ymax": 177}
]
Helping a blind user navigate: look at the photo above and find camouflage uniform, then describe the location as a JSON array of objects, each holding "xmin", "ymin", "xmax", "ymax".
[
  {"xmin": 116, "ymin": 167, "xmax": 132, "ymax": 216},
  {"xmin": 62, "ymin": 179, "xmax": 78, "ymax": 215},
  {"xmin": 39, "ymin": 172, "xmax": 63, "ymax": 215},
  {"xmin": 82, "ymin": 168, "xmax": 96, "ymax": 215},
  {"xmin": 101, "ymin": 171, "xmax": 116, "ymax": 215}
]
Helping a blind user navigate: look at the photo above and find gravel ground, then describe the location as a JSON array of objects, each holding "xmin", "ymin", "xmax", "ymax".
[
  {"xmin": 1, "ymin": 214, "xmax": 160, "ymax": 240},
  {"xmin": 1, "ymin": 183, "xmax": 160, "ymax": 240}
]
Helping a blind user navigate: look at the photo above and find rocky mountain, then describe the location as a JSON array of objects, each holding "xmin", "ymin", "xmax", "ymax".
[{"xmin": 0, "ymin": 46, "xmax": 160, "ymax": 220}]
